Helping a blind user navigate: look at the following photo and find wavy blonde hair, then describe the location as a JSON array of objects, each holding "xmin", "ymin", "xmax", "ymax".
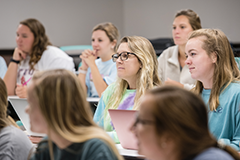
[
  {"xmin": 20, "ymin": 18, "xmax": 52, "ymax": 70},
  {"xmin": 31, "ymin": 69, "xmax": 123, "ymax": 160},
  {"xmin": 105, "ymin": 36, "xmax": 161, "ymax": 112},
  {"xmin": 93, "ymin": 22, "xmax": 120, "ymax": 52},
  {"xmin": 191, "ymin": 29, "xmax": 240, "ymax": 111}
]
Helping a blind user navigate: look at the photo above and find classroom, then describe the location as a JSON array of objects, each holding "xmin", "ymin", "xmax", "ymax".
[{"xmin": 0, "ymin": 0, "xmax": 240, "ymax": 160}]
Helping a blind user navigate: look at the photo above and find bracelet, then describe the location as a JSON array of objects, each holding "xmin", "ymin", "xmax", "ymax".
[
  {"xmin": 10, "ymin": 57, "xmax": 20, "ymax": 64},
  {"xmin": 78, "ymin": 68, "xmax": 87, "ymax": 74}
]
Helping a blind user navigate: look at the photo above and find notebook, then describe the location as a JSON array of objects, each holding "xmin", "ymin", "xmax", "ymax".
[
  {"xmin": 108, "ymin": 109, "xmax": 138, "ymax": 150},
  {"xmin": 8, "ymin": 96, "xmax": 45, "ymax": 137}
]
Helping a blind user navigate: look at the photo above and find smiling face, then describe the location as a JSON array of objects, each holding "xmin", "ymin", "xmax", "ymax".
[
  {"xmin": 172, "ymin": 15, "xmax": 193, "ymax": 46},
  {"xmin": 25, "ymin": 83, "xmax": 48, "ymax": 134},
  {"xmin": 91, "ymin": 30, "xmax": 115, "ymax": 59},
  {"xmin": 16, "ymin": 24, "xmax": 35, "ymax": 54},
  {"xmin": 116, "ymin": 42, "xmax": 141, "ymax": 87},
  {"xmin": 185, "ymin": 37, "xmax": 216, "ymax": 87}
]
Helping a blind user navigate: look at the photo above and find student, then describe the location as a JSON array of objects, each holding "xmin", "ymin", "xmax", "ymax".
[
  {"xmin": 131, "ymin": 86, "xmax": 240, "ymax": 160},
  {"xmin": 93, "ymin": 36, "xmax": 161, "ymax": 142},
  {"xmin": 0, "ymin": 56, "xmax": 7, "ymax": 78},
  {"xmin": 4, "ymin": 18, "xmax": 74, "ymax": 98},
  {"xmin": 0, "ymin": 78, "xmax": 33, "ymax": 159},
  {"xmin": 78, "ymin": 22, "xmax": 119, "ymax": 97},
  {"xmin": 26, "ymin": 69, "xmax": 123, "ymax": 160},
  {"xmin": 158, "ymin": 9, "xmax": 202, "ymax": 89},
  {"xmin": 185, "ymin": 28, "xmax": 240, "ymax": 150}
]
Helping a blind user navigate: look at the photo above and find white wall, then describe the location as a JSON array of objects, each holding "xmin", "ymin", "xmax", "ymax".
[
  {"xmin": 0, "ymin": 0, "xmax": 124, "ymax": 48},
  {"xmin": 123, "ymin": 0, "xmax": 240, "ymax": 43},
  {"xmin": 0, "ymin": 0, "xmax": 239, "ymax": 49}
]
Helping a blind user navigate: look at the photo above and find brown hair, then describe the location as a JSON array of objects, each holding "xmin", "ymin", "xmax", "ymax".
[
  {"xmin": 190, "ymin": 29, "xmax": 240, "ymax": 111},
  {"xmin": 31, "ymin": 69, "xmax": 123, "ymax": 160},
  {"xmin": 92, "ymin": 22, "xmax": 119, "ymax": 52},
  {"xmin": 0, "ymin": 78, "xmax": 9, "ymax": 129},
  {"xmin": 175, "ymin": 9, "xmax": 202, "ymax": 31},
  {"xmin": 20, "ymin": 18, "xmax": 52, "ymax": 70},
  {"xmin": 147, "ymin": 86, "xmax": 240, "ymax": 160}
]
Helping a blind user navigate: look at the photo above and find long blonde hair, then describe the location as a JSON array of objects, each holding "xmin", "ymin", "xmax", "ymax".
[
  {"xmin": 191, "ymin": 29, "xmax": 240, "ymax": 111},
  {"xmin": 31, "ymin": 69, "xmax": 123, "ymax": 160},
  {"xmin": 105, "ymin": 36, "xmax": 161, "ymax": 111}
]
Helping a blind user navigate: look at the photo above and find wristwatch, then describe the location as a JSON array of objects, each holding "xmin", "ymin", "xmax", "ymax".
[{"xmin": 10, "ymin": 57, "xmax": 20, "ymax": 64}]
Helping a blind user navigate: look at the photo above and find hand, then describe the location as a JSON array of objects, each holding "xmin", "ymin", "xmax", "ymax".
[
  {"xmin": 164, "ymin": 78, "xmax": 184, "ymax": 88},
  {"xmin": 15, "ymin": 84, "xmax": 27, "ymax": 98},
  {"xmin": 13, "ymin": 48, "xmax": 27, "ymax": 61},
  {"xmin": 80, "ymin": 49, "xmax": 97, "ymax": 68}
]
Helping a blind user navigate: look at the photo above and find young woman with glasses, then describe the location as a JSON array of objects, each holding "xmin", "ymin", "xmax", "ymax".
[
  {"xmin": 93, "ymin": 36, "xmax": 161, "ymax": 143},
  {"xmin": 131, "ymin": 86, "xmax": 240, "ymax": 160}
]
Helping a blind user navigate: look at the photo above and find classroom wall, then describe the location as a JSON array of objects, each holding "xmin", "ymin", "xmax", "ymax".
[
  {"xmin": 123, "ymin": 0, "xmax": 240, "ymax": 43},
  {"xmin": 0, "ymin": 0, "xmax": 239, "ymax": 49},
  {"xmin": 0, "ymin": 0, "xmax": 124, "ymax": 48}
]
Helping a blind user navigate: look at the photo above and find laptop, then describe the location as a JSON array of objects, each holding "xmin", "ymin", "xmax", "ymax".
[
  {"xmin": 87, "ymin": 97, "xmax": 100, "ymax": 115},
  {"xmin": 108, "ymin": 109, "xmax": 138, "ymax": 150},
  {"xmin": 8, "ymin": 96, "xmax": 100, "ymax": 137},
  {"xmin": 8, "ymin": 96, "xmax": 45, "ymax": 137}
]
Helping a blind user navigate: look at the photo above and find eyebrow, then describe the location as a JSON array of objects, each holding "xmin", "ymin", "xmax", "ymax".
[{"xmin": 187, "ymin": 49, "xmax": 196, "ymax": 53}]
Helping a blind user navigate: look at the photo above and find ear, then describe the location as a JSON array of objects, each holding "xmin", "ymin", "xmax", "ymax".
[
  {"xmin": 211, "ymin": 52, "xmax": 217, "ymax": 63},
  {"xmin": 111, "ymin": 39, "xmax": 117, "ymax": 49}
]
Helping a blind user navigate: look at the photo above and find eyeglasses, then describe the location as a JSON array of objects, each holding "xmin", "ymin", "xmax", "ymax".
[
  {"xmin": 133, "ymin": 116, "xmax": 155, "ymax": 127},
  {"xmin": 112, "ymin": 52, "xmax": 138, "ymax": 62}
]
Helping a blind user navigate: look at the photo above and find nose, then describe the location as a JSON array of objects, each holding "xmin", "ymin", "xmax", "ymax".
[
  {"xmin": 116, "ymin": 55, "xmax": 123, "ymax": 63},
  {"xmin": 16, "ymin": 36, "xmax": 21, "ymax": 43},
  {"xmin": 173, "ymin": 27, "xmax": 180, "ymax": 34},
  {"xmin": 130, "ymin": 121, "xmax": 136, "ymax": 134},
  {"xmin": 92, "ymin": 41, "xmax": 98, "ymax": 48},
  {"xmin": 185, "ymin": 56, "xmax": 191, "ymax": 66}
]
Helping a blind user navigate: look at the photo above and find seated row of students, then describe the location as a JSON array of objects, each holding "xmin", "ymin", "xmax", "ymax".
[
  {"xmin": 93, "ymin": 28, "xmax": 240, "ymax": 152},
  {"xmin": 1, "ymin": 68, "xmax": 240, "ymax": 160},
  {"xmin": 1, "ymin": 10, "xmax": 240, "ymax": 159}
]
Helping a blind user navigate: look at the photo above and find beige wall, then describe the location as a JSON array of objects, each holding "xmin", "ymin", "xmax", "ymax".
[
  {"xmin": 0, "ymin": 0, "xmax": 239, "ymax": 49},
  {"xmin": 0, "ymin": 0, "xmax": 124, "ymax": 48},
  {"xmin": 123, "ymin": 0, "xmax": 240, "ymax": 42}
]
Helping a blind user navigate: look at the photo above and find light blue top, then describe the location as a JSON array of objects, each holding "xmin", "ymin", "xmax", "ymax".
[
  {"xmin": 235, "ymin": 57, "xmax": 240, "ymax": 70},
  {"xmin": 201, "ymin": 82, "xmax": 240, "ymax": 150},
  {"xmin": 193, "ymin": 147, "xmax": 233, "ymax": 160},
  {"xmin": 93, "ymin": 83, "xmax": 136, "ymax": 143},
  {"xmin": 86, "ymin": 58, "xmax": 117, "ymax": 97},
  {"xmin": 0, "ymin": 56, "xmax": 7, "ymax": 79}
]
